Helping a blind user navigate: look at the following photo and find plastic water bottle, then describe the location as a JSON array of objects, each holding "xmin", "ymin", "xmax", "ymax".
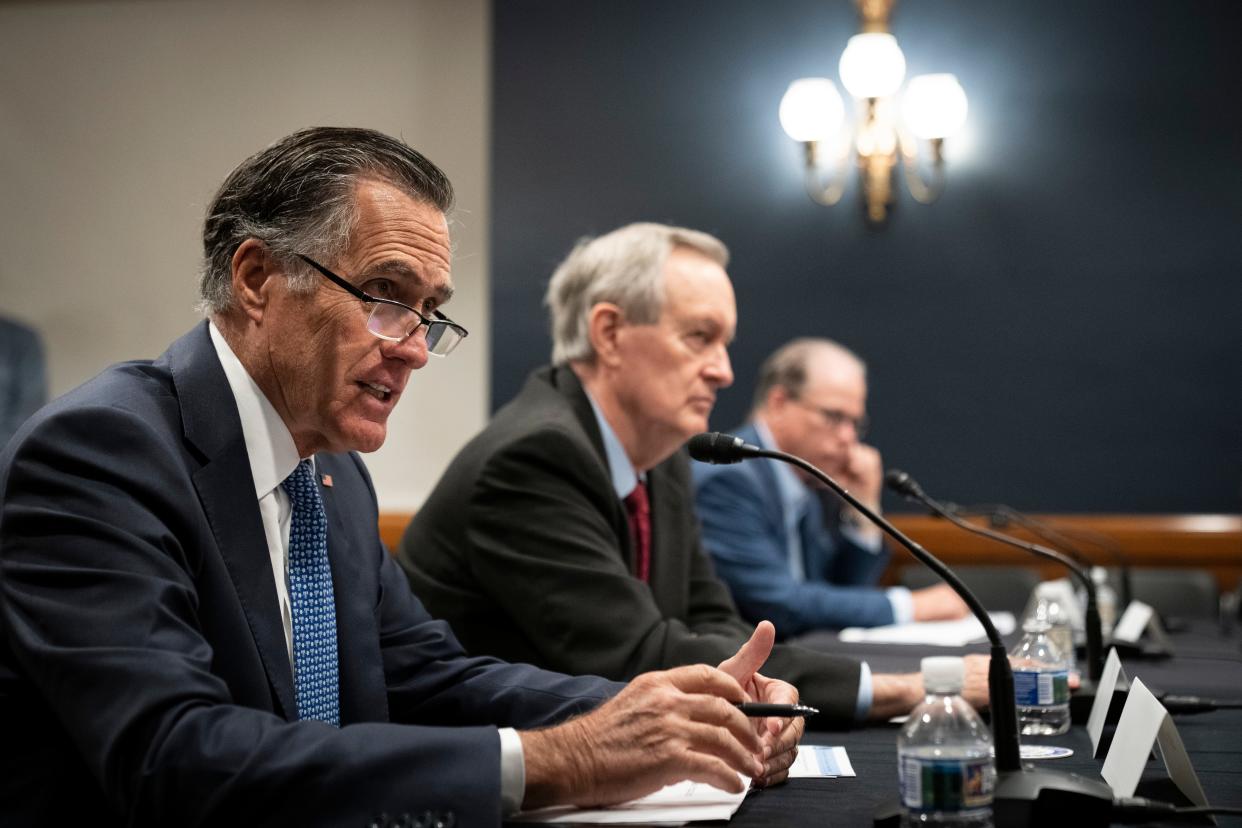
[
  {"xmin": 1091, "ymin": 567, "xmax": 1118, "ymax": 639},
  {"xmin": 1009, "ymin": 619, "xmax": 1071, "ymax": 736},
  {"xmin": 897, "ymin": 656, "xmax": 995, "ymax": 827},
  {"xmin": 1023, "ymin": 592, "xmax": 1077, "ymax": 676}
]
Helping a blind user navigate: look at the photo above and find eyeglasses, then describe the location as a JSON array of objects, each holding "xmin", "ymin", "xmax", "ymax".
[
  {"xmin": 296, "ymin": 254, "xmax": 468, "ymax": 357},
  {"xmin": 792, "ymin": 398, "xmax": 869, "ymax": 439}
]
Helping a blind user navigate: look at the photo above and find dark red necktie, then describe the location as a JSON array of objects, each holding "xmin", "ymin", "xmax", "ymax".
[{"xmin": 624, "ymin": 481, "xmax": 651, "ymax": 582}]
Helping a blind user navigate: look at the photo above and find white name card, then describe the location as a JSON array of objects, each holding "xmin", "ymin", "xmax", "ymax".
[
  {"xmin": 1100, "ymin": 677, "xmax": 1208, "ymax": 807},
  {"xmin": 1086, "ymin": 648, "xmax": 1128, "ymax": 756},
  {"xmin": 1111, "ymin": 600, "xmax": 1154, "ymax": 644}
]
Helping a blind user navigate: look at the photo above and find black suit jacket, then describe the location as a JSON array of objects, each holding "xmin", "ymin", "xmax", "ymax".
[
  {"xmin": 0, "ymin": 324, "xmax": 615, "ymax": 827},
  {"xmin": 399, "ymin": 365, "xmax": 863, "ymax": 725}
]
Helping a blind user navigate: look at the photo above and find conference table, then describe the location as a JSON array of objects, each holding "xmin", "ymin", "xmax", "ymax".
[{"xmin": 719, "ymin": 622, "xmax": 1242, "ymax": 827}]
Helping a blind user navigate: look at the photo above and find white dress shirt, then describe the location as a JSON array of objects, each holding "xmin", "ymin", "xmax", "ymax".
[{"xmin": 207, "ymin": 323, "xmax": 526, "ymax": 812}]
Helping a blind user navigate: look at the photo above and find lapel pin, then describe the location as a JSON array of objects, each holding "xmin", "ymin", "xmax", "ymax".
[{"xmin": 321, "ymin": 474, "xmax": 333, "ymax": 488}]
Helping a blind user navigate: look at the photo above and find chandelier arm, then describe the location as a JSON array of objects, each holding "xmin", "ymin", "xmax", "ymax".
[
  {"xmin": 800, "ymin": 140, "xmax": 848, "ymax": 206},
  {"xmin": 900, "ymin": 133, "xmax": 947, "ymax": 204},
  {"xmin": 805, "ymin": 168, "xmax": 847, "ymax": 206}
]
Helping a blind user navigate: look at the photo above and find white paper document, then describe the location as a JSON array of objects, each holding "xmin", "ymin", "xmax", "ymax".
[
  {"xmin": 511, "ymin": 775, "xmax": 749, "ymax": 824},
  {"xmin": 838, "ymin": 612, "xmax": 1015, "ymax": 647},
  {"xmin": 788, "ymin": 745, "xmax": 855, "ymax": 778}
]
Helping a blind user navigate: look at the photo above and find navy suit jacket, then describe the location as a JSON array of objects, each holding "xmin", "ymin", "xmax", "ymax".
[
  {"xmin": 692, "ymin": 423, "xmax": 894, "ymax": 635},
  {"xmin": 0, "ymin": 323, "xmax": 616, "ymax": 827}
]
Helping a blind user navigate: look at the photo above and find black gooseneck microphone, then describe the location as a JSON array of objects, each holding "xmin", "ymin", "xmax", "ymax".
[
  {"xmin": 955, "ymin": 503, "xmax": 1134, "ymax": 610},
  {"xmin": 884, "ymin": 470, "xmax": 1105, "ymax": 686},
  {"xmin": 886, "ymin": 472, "xmax": 1238, "ymax": 717},
  {"xmin": 687, "ymin": 432, "xmax": 1116, "ymax": 827}
]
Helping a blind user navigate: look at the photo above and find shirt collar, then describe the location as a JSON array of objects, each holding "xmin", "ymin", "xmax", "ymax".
[
  {"xmin": 753, "ymin": 416, "xmax": 811, "ymax": 518},
  {"xmin": 584, "ymin": 389, "xmax": 639, "ymax": 499},
  {"xmin": 208, "ymin": 321, "xmax": 302, "ymax": 500}
]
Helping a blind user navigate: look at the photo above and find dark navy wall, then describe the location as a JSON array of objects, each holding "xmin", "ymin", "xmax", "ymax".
[{"xmin": 489, "ymin": 0, "xmax": 1242, "ymax": 513}]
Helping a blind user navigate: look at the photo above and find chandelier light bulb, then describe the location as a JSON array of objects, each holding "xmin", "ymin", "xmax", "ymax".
[
  {"xmin": 838, "ymin": 33, "xmax": 907, "ymax": 99},
  {"xmin": 904, "ymin": 73, "xmax": 969, "ymax": 139},
  {"xmin": 779, "ymin": 77, "xmax": 845, "ymax": 142}
]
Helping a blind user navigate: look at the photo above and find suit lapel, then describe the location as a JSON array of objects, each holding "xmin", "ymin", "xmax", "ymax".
[
  {"xmin": 546, "ymin": 367, "xmax": 636, "ymax": 574},
  {"xmin": 171, "ymin": 323, "xmax": 297, "ymax": 720},
  {"xmin": 740, "ymin": 421, "xmax": 835, "ymax": 580}
]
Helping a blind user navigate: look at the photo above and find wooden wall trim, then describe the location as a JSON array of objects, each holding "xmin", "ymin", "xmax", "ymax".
[
  {"xmin": 884, "ymin": 514, "xmax": 1242, "ymax": 591},
  {"xmin": 380, "ymin": 512, "xmax": 1242, "ymax": 590}
]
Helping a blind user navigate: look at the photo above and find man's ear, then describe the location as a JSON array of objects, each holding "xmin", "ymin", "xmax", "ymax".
[
  {"xmin": 230, "ymin": 239, "xmax": 279, "ymax": 323},
  {"xmin": 766, "ymin": 384, "xmax": 792, "ymax": 415},
  {"xmin": 586, "ymin": 302, "xmax": 626, "ymax": 368}
]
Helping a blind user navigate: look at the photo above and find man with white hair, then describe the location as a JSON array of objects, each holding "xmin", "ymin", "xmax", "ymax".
[
  {"xmin": 693, "ymin": 338, "xmax": 969, "ymax": 635},
  {"xmin": 399, "ymin": 224, "xmax": 987, "ymax": 730}
]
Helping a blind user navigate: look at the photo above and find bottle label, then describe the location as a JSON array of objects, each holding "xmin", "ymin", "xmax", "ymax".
[
  {"xmin": 1013, "ymin": 669, "xmax": 1069, "ymax": 706},
  {"xmin": 899, "ymin": 755, "xmax": 995, "ymax": 813}
]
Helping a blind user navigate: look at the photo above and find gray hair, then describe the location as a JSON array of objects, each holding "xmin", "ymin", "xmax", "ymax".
[
  {"xmin": 544, "ymin": 222, "xmax": 729, "ymax": 364},
  {"xmin": 199, "ymin": 126, "xmax": 454, "ymax": 314},
  {"xmin": 752, "ymin": 338, "xmax": 866, "ymax": 412}
]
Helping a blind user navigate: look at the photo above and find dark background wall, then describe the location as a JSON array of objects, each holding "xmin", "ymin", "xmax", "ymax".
[{"xmin": 490, "ymin": 0, "xmax": 1242, "ymax": 513}]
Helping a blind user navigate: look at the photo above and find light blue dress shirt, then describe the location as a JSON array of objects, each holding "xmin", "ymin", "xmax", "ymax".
[{"xmin": 586, "ymin": 394, "xmax": 874, "ymax": 721}]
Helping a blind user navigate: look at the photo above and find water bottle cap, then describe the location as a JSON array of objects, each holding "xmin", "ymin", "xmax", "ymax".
[
  {"xmin": 1091, "ymin": 566, "xmax": 1108, "ymax": 584},
  {"xmin": 920, "ymin": 656, "xmax": 965, "ymax": 693}
]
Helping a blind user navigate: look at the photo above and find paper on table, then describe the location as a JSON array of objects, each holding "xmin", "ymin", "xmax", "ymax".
[
  {"xmin": 788, "ymin": 746, "xmax": 855, "ymax": 778},
  {"xmin": 838, "ymin": 612, "xmax": 1015, "ymax": 647},
  {"xmin": 510, "ymin": 775, "xmax": 749, "ymax": 825}
]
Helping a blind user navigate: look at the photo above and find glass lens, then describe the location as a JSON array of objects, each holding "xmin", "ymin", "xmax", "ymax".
[
  {"xmin": 367, "ymin": 302, "xmax": 412, "ymax": 341},
  {"xmin": 426, "ymin": 323, "xmax": 463, "ymax": 356}
]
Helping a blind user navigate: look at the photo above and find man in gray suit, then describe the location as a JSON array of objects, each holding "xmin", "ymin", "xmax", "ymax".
[{"xmin": 399, "ymin": 223, "xmax": 987, "ymax": 729}]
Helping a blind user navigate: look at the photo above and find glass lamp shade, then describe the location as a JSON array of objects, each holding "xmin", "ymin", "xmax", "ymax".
[
  {"xmin": 779, "ymin": 77, "xmax": 845, "ymax": 142},
  {"xmin": 838, "ymin": 33, "xmax": 906, "ymax": 99},
  {"xmin": 904, "ymin": 73, "xmax": 968, "ymax": 139}
]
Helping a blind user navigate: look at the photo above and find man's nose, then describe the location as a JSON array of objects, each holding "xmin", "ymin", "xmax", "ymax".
[
  {"xmin": 383, "ymin": 326, "xmax": 430, "ymax": 370},
  {"xmin": 704, "ymin": 344, "xmax": 733, "ymax": 388}
]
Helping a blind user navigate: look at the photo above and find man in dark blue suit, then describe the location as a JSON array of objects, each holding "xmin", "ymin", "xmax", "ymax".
[
  {"xmin": 0, "ymin": 128, "xmax": 791, "ymax": 826},
  {"xmin": 694, "ymin": 338, "xmax": 968, "ymax": 635}
]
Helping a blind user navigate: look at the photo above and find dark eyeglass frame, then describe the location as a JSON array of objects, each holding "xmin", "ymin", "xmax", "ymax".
[
  {"xmin": 792, "ymin": 397, "xmax": 870, "ymax": 439},
  {"xmin": 295, "ymin": 254, "xmax": 468, "ymax": 356}
]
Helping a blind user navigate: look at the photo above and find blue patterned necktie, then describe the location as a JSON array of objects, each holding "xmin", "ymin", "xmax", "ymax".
[{"xmin": 281, "ymin": 459, "xmax": 340, "ymax": 726}]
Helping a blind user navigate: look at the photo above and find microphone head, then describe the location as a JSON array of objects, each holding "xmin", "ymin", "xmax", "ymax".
[
  {"xmin": 687, "ymin": 432, "xmax": 748, "ymax": 465},
  {"xmin": 883, "ymin": 468, "xmax": 925, "ymax": 499}
]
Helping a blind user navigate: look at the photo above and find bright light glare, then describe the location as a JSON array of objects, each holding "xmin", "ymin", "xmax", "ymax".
[
  {"xmin": 779, "ymin": 78, "xmax": 845, "ymax": 142},
  {"xmin": 838, "ymin": 33, "xmax": 906, "ymax": 99},
  {"xmin": 904, "ymin": 73, "xmax": 968, "ymax": 139}
]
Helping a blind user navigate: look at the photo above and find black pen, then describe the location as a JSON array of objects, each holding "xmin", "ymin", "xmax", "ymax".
[{"xmin": 734, "ymin": 702, "xmax": 819, "ymax": 717}]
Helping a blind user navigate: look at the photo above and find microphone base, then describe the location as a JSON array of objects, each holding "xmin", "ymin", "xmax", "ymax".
[
  {"xmin": 872, "ymin": 768, "xmax": 1116, "ymax": 828},
  {"xmin": 993, "ymin": 766, "xmax": 1115, "ymax": 828}
]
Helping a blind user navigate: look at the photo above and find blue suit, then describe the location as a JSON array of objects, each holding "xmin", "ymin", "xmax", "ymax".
[
  {"xmin": 0, "ymin": 323, "xmax": 616, "ymax": 827},
  {"xmin": 692, "ymin": 423, "xmax": 894, "ymax": 635}
]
